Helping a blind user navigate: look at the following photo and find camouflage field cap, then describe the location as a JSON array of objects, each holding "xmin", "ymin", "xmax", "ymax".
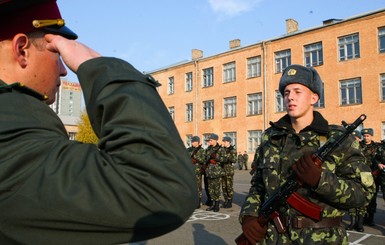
[
  {"xmin": 208, "ymin": 133, "xmax": 218, "ymax": 141},
  {"xmin": 361, "ymin": 128, "xmax": 374, "ymax": 136},
  {"xmin": 279, "ymin": 64, "xmax": 322, "ymax": 97},
  {"xmin": 0, "ymin": 0, "xmax": 77, "ymax": 40}
]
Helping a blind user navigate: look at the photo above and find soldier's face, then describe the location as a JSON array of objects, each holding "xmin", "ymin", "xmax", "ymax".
[
  {"xmin": 209, "ymin": 139, "xmax": 217, "ymax": 146},
  {"xmin": 192, "ymin": 141, "xmax": 199, "ymax": 147},
  {"xmin": 363, "ymin": 134, "xmax": 372, "ymax": 143},
  {"xmin": 284, "ymin": 83, "xmax": 319, "ymax": 120}
]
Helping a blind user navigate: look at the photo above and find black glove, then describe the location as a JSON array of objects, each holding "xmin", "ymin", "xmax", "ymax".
[
  {"xmin": 292, "ymin": 152, "xmax": 322, "ymax": 188},
  {"xmin": 241, "ymin": 215, "xmax": 267, "ymax": 244}
]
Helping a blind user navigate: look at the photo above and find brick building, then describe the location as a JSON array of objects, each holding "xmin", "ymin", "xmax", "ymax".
[{"xmin": 150, "ymin": 8, "xmax": 385, "ymax": 158}]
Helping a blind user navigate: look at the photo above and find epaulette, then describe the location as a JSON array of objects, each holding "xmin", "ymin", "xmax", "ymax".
[{"xmin": 0, "ymin": 82, "xmax": 48, "ymax": 101}]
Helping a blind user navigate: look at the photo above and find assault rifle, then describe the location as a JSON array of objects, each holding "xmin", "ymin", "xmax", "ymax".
[{"xmin": 235, "ymin": 114, "xmax": 367, "ymax": 245}]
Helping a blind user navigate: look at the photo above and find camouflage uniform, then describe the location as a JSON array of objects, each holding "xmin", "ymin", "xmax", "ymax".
[
  {"xmin": 242, "ymin": 152, "xmax": 249, "ymax": 170},
  {"xmin": 218, "ymin": 144, "xmax": 237, "ymax": 208},
  {"xmin": 237, "ymin": 153, "xmax": 244, "ymax": 170},
  {"xmin": 240, "ymin": 112, "xmax": 375, "ymax": 245},
  {"xmin": 205, "ymin": 143, "xmax": 222, "ymax": 206},
  {"xmin": 374, "ymin": 141, "xmax": 385, "ymax": 200},
  {"xmin": 187, "ymin": 144, "xmax": 206, "ymax": 207},
  {"xmin": 360, "ymin": 140, "xmax": 380, "ymax": 225}
]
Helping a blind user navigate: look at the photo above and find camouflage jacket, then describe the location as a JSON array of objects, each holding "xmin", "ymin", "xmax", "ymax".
[
  {"xmin": 205, "ymin": 143, "xmax": 222, "ymax": 178},
  {"xmin": 360, "ymin": 140, "xmax": 380, "ymax": 170},
  {"xmin": 240, "ymin": 112, "xmax": 375, "ymax": 244},
  {"xmin": 218, "ymin": 145, "xmax": 237, "ymax": 176},
  {"xmin": 187, "ymin": 145, "xmax": 206, "ymax": 166}
]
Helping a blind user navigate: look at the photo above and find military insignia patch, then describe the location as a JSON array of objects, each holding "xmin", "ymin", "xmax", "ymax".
[{"xmin": 287, "ymin": 69, "xmax": 297, "ymax": 76}]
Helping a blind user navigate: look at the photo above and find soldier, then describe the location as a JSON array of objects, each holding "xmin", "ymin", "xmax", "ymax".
[
  {"xmin": 205, "ymin": 133, "xmax": 222, "ymax": 212},
  {"xmin": 375, "ymin": 140, "xmax": 385, "ymax": 203},
  {"xmin": 0, "ymin": 1, "xmax": 197, "ymax": 244},
  {"xmin": 237, "ymin": 152, "xmax": 244, "ymax": 170},
  {"xmin": 218, "ymin": 136, "xmax": 237, "ymax": 208},
  {"xmin": 238, "ymin": 64, "xmax": 374, "ymax": 244},
  {"xmin": 346, "ymin": 130, "xmax": 366, "ymax": 232},
  {"xmin": 242, "ymin": 151, "xmax": 249, "ymax": 170},
  {"xmin": 360, "ymin": 128, "xmax": 380, "ymax": 227},
  {"xmin": 187, "ymin": 136, "xmax": 206, "ymax": 209}
]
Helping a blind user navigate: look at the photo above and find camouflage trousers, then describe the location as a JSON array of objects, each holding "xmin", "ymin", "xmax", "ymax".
[
  {"xmin": 348, "ymin": 206, "xmax": 367, "ymax": 216},
  {"xmin": 194, "ymin": 165, "xmax": 203, "ymax": 199},
  {"xmin": 260, "ymin": 223, "xmax": 348, "ymax": 245},
  {"xmin": 221, "ymin": 174, "xmax": 234, "ymax": 200},
  {"xmin": 207, "ymin": 177, "xmax": 221, "ymax": 201}
]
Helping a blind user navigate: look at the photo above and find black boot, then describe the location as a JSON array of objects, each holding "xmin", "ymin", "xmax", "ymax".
[
  {"xmin": 225, "ymin": 199, "xmax": 232, "ymax": 208},
  {"xmin": 221, "ymin": 200, "xmax": 228, "ymax": 208},
  {"xmin": 366, "ymin": 213, "xmax": 375, "ymax": 226},
  {"xmin": 213, "ymin": 201, "xmax": 220, "ymax": 212},
  {"xmin": 355, "ymin": 215, "xmax": 364, "ymax": 232},
  {"xmin": 346, "ymin": 215, "xmax": 355, "ymax": 230},
  {"xmin": 205, "ymin": 199, "xmax": 213, "ymax": 206},
  {"xmin": 197, "ymin": 198, "xmax": 201, "ymax": 209},
  {"xmin": 206, "ymin": 200, "xmax": 215, "ymax": 211}
]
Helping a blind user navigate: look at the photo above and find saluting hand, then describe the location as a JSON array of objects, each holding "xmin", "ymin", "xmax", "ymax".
[{"xmin": 44, "ymin": 34, "xmax": 101, "ymax": 73}]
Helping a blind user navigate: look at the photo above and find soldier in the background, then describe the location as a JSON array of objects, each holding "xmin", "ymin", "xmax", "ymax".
[
  {"xmin": 242, "ymin": 151, "xmax": 249, "ymax": 170},
  {"xmin": 187, "ymin": 136, "xmax": 206, "ymax": 209},
  {"xmin": 218, "ymin": 136, "xmax": 237, "ymax": 208},
  {"xmin": 346, "ymin": 130, "xmax": 365, "ymax": 232},
  {"xmin": 205, "ymin": 134, "xmax": 222, "ymax": 212},
  {"xmin": 237, "ymin": 152, "xmax": 244, "ymax": 170},
  {"xmin": 360, "ymin": 128, "xmax": 380, "ymax": 227},
  {"xmin": 375, "ymin": 141, "xmax": 385, "ymax": 202}
]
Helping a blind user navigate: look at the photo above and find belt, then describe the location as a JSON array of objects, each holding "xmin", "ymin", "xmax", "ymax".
[{"xmin": 289, "ymin": 216, "xmax": 342, "ymax": 229}]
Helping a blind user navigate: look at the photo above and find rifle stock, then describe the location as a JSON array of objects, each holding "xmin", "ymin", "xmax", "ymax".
[{"xmin": 235, "ymin": 114, "xmax": 366, "ymax": 245}]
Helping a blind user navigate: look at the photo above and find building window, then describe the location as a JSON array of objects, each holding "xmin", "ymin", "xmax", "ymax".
[
  {"xmin": 203, "ymin": 67, "xmax": 214, "ymax": 87},
  {"xmin": 247, "ymin": 56, "xmax": 261, "ymax": 78},
  {"xmin": 167, "ymin": 77, "xmax": 174, "ymax": 95},
  {"xmin": 247, "ymin": 93, "xmax": 262, "ymax": 115},
  {"xmin": 248, "ymin": 130, "xmax": 262, "ymax": 152},
  {"xmin": 186, "ymin": 103, "xmax": 193, "ymax": 122},
  {"xmin": 380, "ymin": 74, "xmax": 385, "ymax": 101},
  {"xmin": 186, "ymin": 134, "xmax": 193, "ymax": 147},
  {"xmin": 338, "ymin": 33, "xmax": 360, "ymax": 61},
  {"xmin": 185, "ymin": 72, "xmax": 193, "ymax": 92},
  {"xmin": 68, "ymin": 132, "xmax": 77, "ymax": 141},
  {"xmin": 223, "ymin": 61, "xmax": 236, "ymax": 83},
  {"xmin": 223, "ymin": 132, "xmax": 237, "ymax": 148},
  {"xmin": 382, "ymin": 122, "xmax": 385, "ymax": 141},
  {"xmin": 340, "ymin": 78, "xmax": 362, "ymax": 105},
  {"xmin": 379, "ymin": 27, "xmax": 385, "ymax": 53},
  {"xmin": 275, "ymin": 49, "xmax": 291, "ymax": 73},
  {"xmin": 223, "ymin": 96, "xmax": 237, "ymax": 118},
  {"xmin": 168, "ymin": 106, "xmax": 175, "ymax": 120},
  {"xmin": 203, "ymin": 100, "xmax": 214, "ymax": 120},
  {"xmin": 275, "ymin": 91, "xmax": 286, "ymax": 112},
  {"xmin": 314, "ymin": 83, "xmax": 325, "ymax": 108},
  {"xmin": 304, "ymin": 42, "xmax": 323, "ymax": 67},
  {"xmin": 202, "ymin": 133, "xmax": 211, "ymax": 148}
]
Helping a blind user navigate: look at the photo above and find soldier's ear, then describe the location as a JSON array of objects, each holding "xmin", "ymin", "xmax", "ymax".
[{"xmin": 11, "ymin": 34, "xmax": 30, "ymax": 68}]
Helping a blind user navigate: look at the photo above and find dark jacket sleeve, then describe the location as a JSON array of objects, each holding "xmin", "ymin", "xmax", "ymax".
[{"xmin": 0, "ymin": 57, "xmax": 197, "ymax": 245}]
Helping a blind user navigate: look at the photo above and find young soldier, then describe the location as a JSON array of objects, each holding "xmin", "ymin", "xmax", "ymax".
[
  {"xmin": 239, "ymin": 64, "xmax": 374, "ymax": 244},
  {"xmin": 205, "ymin": 133, "xmax": 222, "ymax": 212},
  {"xmin": 360, "ymin": 128, "xmax": 380, "ymax": 226},
  {"xmin": 218, "ymin": 136, "xmax": 237, "ymax": 208},
  {"xmin": 187, "ymin": 136, "xmax": 206, "ymax": 208}
]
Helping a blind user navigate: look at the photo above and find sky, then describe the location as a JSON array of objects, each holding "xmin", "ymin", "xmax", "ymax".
[{"xmin": 57, "ymin": 0, "xmax": 385, "ymax": 82}]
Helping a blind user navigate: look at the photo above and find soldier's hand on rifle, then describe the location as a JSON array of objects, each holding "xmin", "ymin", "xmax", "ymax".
[
  {"xmin": 292, "ymin": 152, "xmax": 322, "ymax": 188},
  {"xmin": 241, "ymin": 215, "xmax": 267, "ymax": 244}
]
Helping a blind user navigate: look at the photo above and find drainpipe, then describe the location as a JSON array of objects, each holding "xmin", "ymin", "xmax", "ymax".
[
  {"xmin": 262, "ymin": 41, "xmax": 267, "ymax": 130},
  {"xmin": 194, "ymin": 60, "xmax": 199, "ymax": 135}
]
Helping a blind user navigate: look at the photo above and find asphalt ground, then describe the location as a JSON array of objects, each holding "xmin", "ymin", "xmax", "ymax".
[{"xmin": 128, "ymin": 170, "xmax": 385, "ymax": 245}]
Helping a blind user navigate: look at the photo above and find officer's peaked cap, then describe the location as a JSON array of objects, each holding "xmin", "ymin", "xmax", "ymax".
[{"xmin": 0, "ymin": 0, "xmax": 77, "ymax": 40}]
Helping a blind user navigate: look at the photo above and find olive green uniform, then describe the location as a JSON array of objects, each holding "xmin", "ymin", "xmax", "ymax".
[
  {"xmin": 205, "ymin": 143, "xmax": 222, "ymax": 202},
  {"xmin": 0, "ymin": 58, "xmax": 197, "ymax": 245},
  {"xmin": 240, "ymin": 112, "xmax": 374, "ymax": 245},
  {"xmin": 218, "ymin": 144, "xmax": 237, "ymax": 207},
  {"xmin": 187, "ymin": 144, "xmax": 206, "ymax": 202},
  {"xmin": 375, "ymin": 142, "xmax": 385, "ymax": 200}
]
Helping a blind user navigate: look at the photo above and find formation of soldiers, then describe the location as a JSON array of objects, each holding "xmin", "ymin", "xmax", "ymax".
[
  {"xmin": 187, "ymin": 133, "xmax": 238, "ymax": 212},
  {"xmin": 346, "ymin": 128, "xmax": 385, "ymax": 232}
]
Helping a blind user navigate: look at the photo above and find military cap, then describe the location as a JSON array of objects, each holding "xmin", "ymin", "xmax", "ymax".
[
  {"xmin": 361, "ymin": 128, "xmax": 374, "ymax": 136},
  {"xmin": 0, "ymin": 0, "xmax": 77, "ymax": 40},
  {"xmin": 352, "ymin": 130, "xmax": 362, "ymax": 138},
  {"xmin": 208, "ymin": 133, "xmax": 218, "ymax": 141},
  {"xmin": 191, "ymin": 136, "xmax": 200, "ymax": 143},
  {"xmin": 222, "ymin": 136, "xmax": 232, "ymax": 142},
  {"xmin": 279, "ymin": 64, "xmax": 322, "ymax": 97}
]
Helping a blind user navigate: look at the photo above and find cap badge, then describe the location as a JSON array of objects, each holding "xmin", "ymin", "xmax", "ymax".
[
  {"xmin": 287, "ymin": 68, "xmax": 297, "ymax": 76},
  {"xmin": 32, "ymin": 19, "xmax": 65, "ymax": 28}
]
